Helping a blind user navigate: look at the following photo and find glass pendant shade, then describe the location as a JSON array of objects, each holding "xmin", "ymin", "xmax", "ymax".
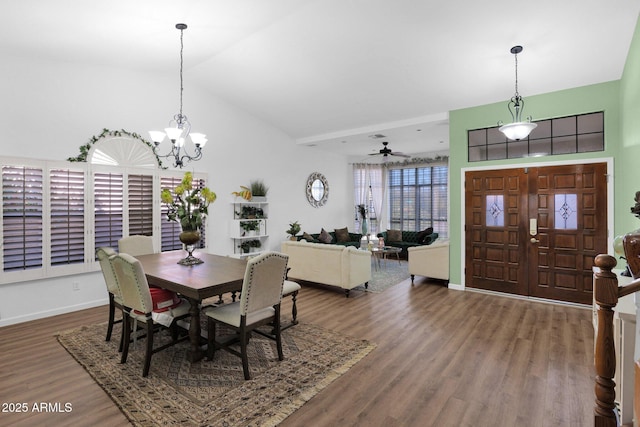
[
  {"xmin": 499, "ymin": 121, "xmax": 537, "ymax": 141},
  {"xmin": 164, "ymin": 127, "xmax": 184, "ymax": 141},
  {"xmin": 190, "ymin": 133, "xmax": 207, "ymax": 147},
  {"xmin": 148, "ymin": 131, "xmax": 166, "ymax": 144}
]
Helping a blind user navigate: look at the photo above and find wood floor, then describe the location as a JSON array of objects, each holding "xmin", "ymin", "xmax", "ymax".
[{"xmin": 0, "ymin": 276, "xmax": 595, "ymax": 427}]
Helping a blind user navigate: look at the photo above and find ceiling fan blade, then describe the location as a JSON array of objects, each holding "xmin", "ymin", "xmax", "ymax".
[{"xmin": 390, "ymin": 152, "xmax": 410, "ymax": 158}]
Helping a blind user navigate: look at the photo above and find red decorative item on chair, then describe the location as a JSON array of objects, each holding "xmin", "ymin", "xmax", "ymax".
[{"xmin": 134, "ymin": 287, "xmax": 182, "ymax": 314}]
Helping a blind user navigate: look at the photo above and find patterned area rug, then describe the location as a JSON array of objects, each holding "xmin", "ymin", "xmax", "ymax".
[
  {"xmin": 363, "ymin": 259, "xmax": 409, "ymax": 293},
  {"xmin": 57, "ymin": 321, "xmax": 375, "ymax": 426}
]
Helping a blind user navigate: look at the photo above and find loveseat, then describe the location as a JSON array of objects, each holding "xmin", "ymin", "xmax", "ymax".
[
  {"xmin": 281, "ymin": 240, "xmax": 371, "ymax": 296},
  {"xmin": 408, "ymin": 240, "xmax": 449, "ymax": 284},
  {"xmin": 376, "ymin": 230, "xmax": 439, "ymax": 258},
  {"xmin": 297, "ymin": 229, "xmax": 362, "ymax": 247}
]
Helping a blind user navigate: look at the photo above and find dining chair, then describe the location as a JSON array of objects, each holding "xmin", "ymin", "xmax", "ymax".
[
  {"xmin": 110, "ymin": 252, "xmax": 190, "ymax": 377},
  {"xmin": 204, "ymin": 251, "xmax": 289, "ymax": 380},
  {"xmin": 118, "ymin": 235, "xmax": 155, "ymax": 256},
  {"xmin": 282, "ymin": 267, "xmax": 301, "ymax": 330},
  {"xmin": 96, "ymin": 246, "xmax": 124, "ymax": 349}
]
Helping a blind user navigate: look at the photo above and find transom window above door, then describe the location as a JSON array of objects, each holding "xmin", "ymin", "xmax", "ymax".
[{"xmin": 468, "ymin": 111, "xmax": 604, "ymax": 162}]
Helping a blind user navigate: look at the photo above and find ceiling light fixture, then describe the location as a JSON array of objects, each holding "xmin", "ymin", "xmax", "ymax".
[
  {"xmin": 498, "ymin": 45, "xmax": 537, "ymax": 141},
  {"xmin": 149, "ymin": 23, "xmax": 206, "ymax": 168}
]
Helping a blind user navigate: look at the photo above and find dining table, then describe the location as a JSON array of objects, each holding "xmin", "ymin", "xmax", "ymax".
[{"xmin": 135, "ymin": 250, "xmax": 247, "ymax": 362}]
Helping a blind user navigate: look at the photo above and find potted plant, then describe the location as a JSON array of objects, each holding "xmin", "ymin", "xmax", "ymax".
[
  {"xmin": 240, "ymin": 220, "xmax": 261, "ymax": 236},
  {"xmin": 237, "ymin": 205, "xmax": 264, "ymax": 219},
  {"xmin": 239, "ymin": 241, "xmax": 252, "ymax": 253},
  {"xmin": 249, "ymin": 179, "xmax": 269, "ymax": 202},
  {"xmin": 286, "ymin": 221, "xmax": 301, "ymax": 240},
  {"xmin": 249, "ymin": 239, "xmax": 262, "ymax": 252},
  {"xmin": 161, "ymin": 172, "xmax": 217, "ymax": 265}
]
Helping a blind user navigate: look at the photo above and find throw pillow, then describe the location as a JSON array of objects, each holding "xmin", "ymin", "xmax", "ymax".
[
  {"xmin": 387, "ymin": 229, "xmax": 402, "ymax": 242},
  {"xmin": 416, "ymin": 227, "xmax": 434, "ymax": 243},
  {"xmin": 302, "ymin": 232, "xmax": 315, "ymax": 242},
  {"xmin": 318, "ymin": 228, "xmax": 333, "ymax": 244},
  {"xmin": 334, "ymin": 227, "xmax": 350, "ymax": 243}
]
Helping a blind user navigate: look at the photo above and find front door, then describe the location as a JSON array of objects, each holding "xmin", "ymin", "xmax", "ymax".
[{"xmin": 465, "ymin": 163, "xmax": 608, "ymax": 304}]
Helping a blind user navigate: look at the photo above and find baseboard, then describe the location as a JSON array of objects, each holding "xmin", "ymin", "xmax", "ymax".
[
  {"xmin": 0, "ymin": 299, "xmax": 108, "ymax": 327},
  {"xmin": 447, "ymin": 282, "xmax": 464, "ymax": 291}
]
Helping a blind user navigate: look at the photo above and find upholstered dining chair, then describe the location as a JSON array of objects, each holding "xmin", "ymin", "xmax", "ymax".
[
  {"xmin": 204, "ymin": 251, "xmax": 289, "ymax": 380},
  {"xmin": 96, "ymin": 246, "xmax": 125, "ymax": 350},
  {"xmin": 118, "ymin": 235, "xmax": 155, "ymax": 256},
  {"xmin": 110, "ymin": 252, "xmax": 190, "ymax": 377}
]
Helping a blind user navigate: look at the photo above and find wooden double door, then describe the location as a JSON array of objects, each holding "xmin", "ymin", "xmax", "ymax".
[{"xmin": 465, "ymin": 163, "xmax": 608, "ymax": 305}]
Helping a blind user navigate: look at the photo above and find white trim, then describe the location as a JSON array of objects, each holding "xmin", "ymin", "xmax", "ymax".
[
  {"xmin": 459, "ymin": 156, "xmax": 614, "ymax": 291},
  {"xmin": 0, "ymin": 297, "xmax": 108, "ymax": 327}
]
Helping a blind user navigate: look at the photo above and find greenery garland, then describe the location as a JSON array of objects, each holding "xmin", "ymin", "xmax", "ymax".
[
  {"xmin": 67, "ymin": 128, "xmax": 165, "ymax": 168},
  {"xmin": 353, "ymin": 155, "xmax": 449, "ymax": 167}
]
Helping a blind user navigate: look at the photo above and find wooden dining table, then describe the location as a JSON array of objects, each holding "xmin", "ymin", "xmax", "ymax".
[{"xmin": 135, "ymin": 250, "xmax": 247, "ymax": 362}]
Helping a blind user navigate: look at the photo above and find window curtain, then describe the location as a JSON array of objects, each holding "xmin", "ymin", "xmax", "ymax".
[{"xmin": 353, "ymin": 163, "xmax": 386, "ymax": 235}]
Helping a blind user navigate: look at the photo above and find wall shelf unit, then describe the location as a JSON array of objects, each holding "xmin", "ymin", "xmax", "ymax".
[{"xmin": 230, "ymin": 200, "xmax": 269, "ymax": 258}]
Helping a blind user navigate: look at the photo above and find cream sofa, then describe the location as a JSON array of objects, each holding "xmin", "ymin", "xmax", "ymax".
[
  {"xmin": 408, "ymin": 240, "xmax": 449, "ymax": 284},
  {"xmin": 281, "ymin": 240, "xmax": 371, "ymax": 296}
]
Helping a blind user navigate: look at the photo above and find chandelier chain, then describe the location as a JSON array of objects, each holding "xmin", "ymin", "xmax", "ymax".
[
  {"xmin": 179, "ymin": 26, "xmax": 184, "ymax": 119},
  {"xmin": 513, "ymin": 51, "xmax": 519, "ymax": 98}
]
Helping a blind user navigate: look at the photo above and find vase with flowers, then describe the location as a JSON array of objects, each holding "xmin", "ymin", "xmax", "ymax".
[
  {"xmin": 357, "ymin": 204, "xmax": 369, "ymax": 240},
  {"xmin": 161, "ymin": 172, "xmax": 217, "ymax": 265}
]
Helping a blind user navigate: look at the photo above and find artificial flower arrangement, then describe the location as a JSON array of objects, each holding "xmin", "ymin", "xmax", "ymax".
[{"xmin": 161, "ymin": 172, "xmax": 217, "ymax": 232}]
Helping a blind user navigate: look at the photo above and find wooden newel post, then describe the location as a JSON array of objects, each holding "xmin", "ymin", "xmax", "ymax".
[{"xmin": 593, "ymin": 253, "xmax": 619, "ymax": 427}]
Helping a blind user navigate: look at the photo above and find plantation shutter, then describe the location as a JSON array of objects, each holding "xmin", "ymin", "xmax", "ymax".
[
  {"xmin": 50, "ymin": 168, "xmax": 85, "ymax": 265},
  {"xmin": 128, "ymin": 173, "xmax": 153, "ymax": 236},
  {"xmin": 94, "ymin": 172, "xmax": 123, "ymax": 251},
  {"xmin": 2, "ymin": 166, "xmax": 44, "ymax": 271},
  {"xmin": 160, "ymin": 176, "xmax": 182, "ymax": 251}
]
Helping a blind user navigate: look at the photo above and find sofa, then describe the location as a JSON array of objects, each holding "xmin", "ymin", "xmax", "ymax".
[
  {"xmin": 297, "ymin": 229, "xmax": 362, "ymax": 247},
  {"xmin": 376, "ymin": 230, "xmax": 439, "ymax": 258},
  {"xmin": 281, "ymin": 240, "xmax": 371, "ymax": 296},
  {"xmin": 408, "ymin": 240, "xmax": 449, "ymax": 284}
]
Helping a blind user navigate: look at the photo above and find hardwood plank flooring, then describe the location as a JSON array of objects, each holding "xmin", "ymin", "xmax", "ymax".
[{"xmin": 0, "ymin": 276, "xmax": 595, "ymax": 426}]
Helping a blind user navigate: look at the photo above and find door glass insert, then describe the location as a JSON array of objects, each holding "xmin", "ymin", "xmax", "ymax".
[
  {"xmin": 554, "ymin": 193, "xmax": 577, "ymax": 229},
  {"xmin": 485, "ymin": 195, "xmax": 504, "ymax": 227}
]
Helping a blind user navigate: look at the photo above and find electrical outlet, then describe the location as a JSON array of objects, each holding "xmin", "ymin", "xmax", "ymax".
[{"xmin": 72, "ymin": 282, "xmax": 80, "ymax": 291}]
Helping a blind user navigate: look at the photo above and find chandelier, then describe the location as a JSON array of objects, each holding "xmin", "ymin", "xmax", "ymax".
[
  {"xmin": 498, "ymin": 45, "xmax": 537, "ymax": 141},
  {"xmin": 149, "ymin": 23, "xmax": 207, "ymax": 168}
]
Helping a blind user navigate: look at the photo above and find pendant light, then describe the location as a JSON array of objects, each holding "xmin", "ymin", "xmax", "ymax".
[
  {"xmin": 498, "ymin": 45, "xmax": 537, "ymax": 141},
  {"xmin": 149, "ymin": 23, "xmax": 207, "ymax": 168}
]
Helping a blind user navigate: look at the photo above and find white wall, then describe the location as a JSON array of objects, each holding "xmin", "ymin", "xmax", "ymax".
[{"xmin": 0, "ymin": 55, "xmax": 352, "ymax": 326}]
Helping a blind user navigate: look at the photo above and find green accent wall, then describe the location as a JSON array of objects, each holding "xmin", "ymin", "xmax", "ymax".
[
  {"xmin": 619, "ymin": 16, "xmax": 640, "ymax": 234},
  {"xmin": 448, "ymin": 79, "xmax": 622, "ymax": 286}
]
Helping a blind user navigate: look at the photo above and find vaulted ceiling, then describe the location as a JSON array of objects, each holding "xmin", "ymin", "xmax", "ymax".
[{"xmin": 2, "ymin": 0, "xmax": 639, "ymax": 159}]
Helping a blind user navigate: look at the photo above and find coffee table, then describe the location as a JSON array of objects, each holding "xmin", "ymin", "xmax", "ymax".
[{"xmin": 370, "ymin": 246, "xmax": 402, "ymax": 270}]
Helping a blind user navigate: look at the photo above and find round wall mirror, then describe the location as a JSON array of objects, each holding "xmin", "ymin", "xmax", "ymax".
[{"xmin": 306, "ymin": 172, "xmax": 329, "ymax": 207}]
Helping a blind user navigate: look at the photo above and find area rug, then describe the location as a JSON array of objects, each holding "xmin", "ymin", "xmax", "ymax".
[
  {"xmin": 57, "ymin": 321, "xmax": 375, "ymax": 426},
  {"xmin": 363, "ymin": 259, "xmax": 409, "ymax": 293}
]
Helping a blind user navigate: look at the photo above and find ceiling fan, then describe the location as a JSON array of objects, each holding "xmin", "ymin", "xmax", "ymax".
[{"xmin": 369, "ymin": 141, "xmax": 410, "ymax": 160}]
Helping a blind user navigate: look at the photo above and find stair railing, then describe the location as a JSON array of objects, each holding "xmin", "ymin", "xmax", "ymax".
[{"xmin": 593, "ymin": 254, "xmax": 640, "ymax": 426}]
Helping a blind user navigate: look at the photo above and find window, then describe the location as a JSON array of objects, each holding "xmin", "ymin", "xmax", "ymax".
[
  {"xmin": 128, "ymin": 173, "xmax": 153, "ymax": 237},
  {"xmin": 94, "ymin": 171, "xmax": 124, "ymax": 251},
  {"xmin": 353, "ymin": 164, "xmax": 384, "ymax": 236},
  {"xmin": 388, "ymin": 165, "xmax": 448, "ymax": 236},
  {"xmin": 50, "ymin": 168, "xmax": 85, "ymax": 266},
  {"xmin": 0, "ymin": 156, "xmax": 208, "ymax": 285},
  {"xmin": 2, "ymin": 166, "xmax": 43, "ymax": 272},
  {"xmin": 468, "ymin": 111, "xmax": 604, "ymax": 162}
]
